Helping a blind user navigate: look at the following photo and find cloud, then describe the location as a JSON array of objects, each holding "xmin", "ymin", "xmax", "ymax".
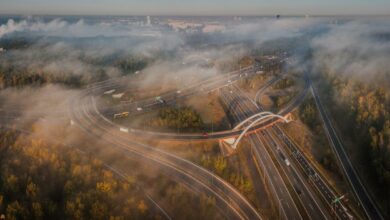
[
  {"xmin": 0, "ymin": 18, "xmax": 184, "ymax": 55},
  {"xmin": 310, "ymin": 19, "xmax": 390, "ymax": 84},
  {"xmin": 0, "ymin": 18, "xmax": 186, "ymax": 84},
  {"xmin": 206, "ymin": 17, "xmax": 326, "ymax": 47},
  {"xmin": 0, "ymin": 18, "xmax": 66, "ymax": 38},
  {"xmin": 0, "ymin": 18, "xmax": 140, "ymax": 38}
]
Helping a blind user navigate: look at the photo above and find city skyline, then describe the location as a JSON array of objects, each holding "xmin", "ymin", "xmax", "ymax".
[{"xmin": 0, "ymin": 0, "xmax": 390, "ymax": 16}]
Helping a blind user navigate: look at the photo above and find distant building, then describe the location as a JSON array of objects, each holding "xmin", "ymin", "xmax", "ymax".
[
  {"xmin": 233, "ymin": 16, "xmax": 242, "ymax": 21},
  {"xmin": 146, "ymin": 16, "xmax": 151, "ymax": 26},
  {"xmin": 166, "ymin": 20, "xmax": 225, "ymax": 33},
  {"xmin": 167, "ymin": 20, "xmax": 203, "ymax": 32},
  {"xmin": 202, "ymin": 24, "xmax": 225, "ymax": 33}
]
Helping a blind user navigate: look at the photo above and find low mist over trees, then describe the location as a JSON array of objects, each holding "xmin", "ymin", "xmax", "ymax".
[
  {"xmin": 315, "ymin": 70, "xmax": 390, "ymax": 214},
  {"xmin": 0, "ymin": 128, "xmax": 157, "ymax": 220}
]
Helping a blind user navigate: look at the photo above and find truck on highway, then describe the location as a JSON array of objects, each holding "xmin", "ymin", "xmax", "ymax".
[
  {"xmin": 112, "ymin": 93, "xmax": 125, "ymax": 99},
  {"xmin": 103, "ymin": 89, "xmax": 116, "ymax": 95},
  {"xmin": 119, "ymin": 127, "xmax": 129, "ymax": 133}
]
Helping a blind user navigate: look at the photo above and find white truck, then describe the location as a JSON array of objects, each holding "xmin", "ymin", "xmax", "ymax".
[
  {"xmin": 119, "ymin": 127, "xmax": 129, "ymax": 133},
  {"xmin": 103, "ymin": 89, "xmax": 116, "ymax": 95}
]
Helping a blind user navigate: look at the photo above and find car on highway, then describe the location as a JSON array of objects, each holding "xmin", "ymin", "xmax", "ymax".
[
  {"xmin": 294, "ymin": 185, "xmax": 302, "ymax": 195},
  {"xmin": 137, "ymin": 107, "xmax": 143, "ymax": 111}
]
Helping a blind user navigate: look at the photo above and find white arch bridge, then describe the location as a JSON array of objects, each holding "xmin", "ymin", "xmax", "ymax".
[{"xmin": 223, "ymin": 111, "xmax": 292, "ymax": 150}]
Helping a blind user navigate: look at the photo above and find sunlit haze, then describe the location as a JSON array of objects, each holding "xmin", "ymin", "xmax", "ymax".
[
  {"xmin": 1, "ymin": 0, "xmax": 390, "ymax": 15},
  {"xmin": 0, "ymin": 2, "xmax": 389, "ymax": 220}
]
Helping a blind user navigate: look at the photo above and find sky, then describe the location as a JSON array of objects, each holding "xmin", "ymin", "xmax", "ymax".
[{"xmin": 0, "ymin": 0, "xmax": 390, "ymax": 16}]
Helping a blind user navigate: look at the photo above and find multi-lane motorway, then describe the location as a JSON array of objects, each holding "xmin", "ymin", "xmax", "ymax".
[{"xmin": 219, "ymin": 84, "xmax": 332, "ymax": 220}]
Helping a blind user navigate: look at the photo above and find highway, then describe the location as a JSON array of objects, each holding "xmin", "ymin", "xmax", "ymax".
[
  {"xmin": 270, "ymin": 125, "xmax": 354, "ymax": 220},
  {"xmin": 251, "ymin": 73, "xmax": 356, "ymax": 219},
  {"xmin": 311, "ymin": 85, "xmax": 384, "ymax": 220},
  {"xmin": 69, "ymin": 86, "xmax": 263, "ymax": 220},
  {"xmin": 220, "ymin": 86, "xmax": 302, "ymax": 218},
  {"xmin": 219, "ymin": 84, "xmax": 331, "ymax": 220},
  {"xmin": 240, "ymin": 77, "xmax": 356, "ymax": 219}
]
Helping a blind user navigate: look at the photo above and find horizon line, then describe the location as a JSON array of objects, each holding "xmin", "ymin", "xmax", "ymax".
[{"xmin": 0, "ymin": 13, "xmax": 390, "ymax": 17}]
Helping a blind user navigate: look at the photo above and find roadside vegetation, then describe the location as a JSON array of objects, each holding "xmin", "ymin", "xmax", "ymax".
[
  {"xmin": 153, "ymin": 107, "xmax": 204, "ymax": 131},
  {"xmin": 314, "ymin": 71, "xmax": 390, "ymax": 216},
  {"xmin": 199, "ymin": 154, "xmax": 255, "ymax": 201},
  {"xmin": 272, "ymin": 77, "xmax": 294, "ymax": 90},
  {"xmin": 0, "ymin": 69, "xmax": 91, "ymax": 89},
  {"xmin": 116, "ymin": 57, "xmax": 149, "ymax": 74},
  {"xmin": 194, "ymin": 142, "xmax": 257, "ymax": 207},
  {"xmin": 297, "ymin": 97, "xmax": 342, "ymax": 176},
  {"xmin": 265, "ymin": 76, "xmax": 298, "ymax": 110}
]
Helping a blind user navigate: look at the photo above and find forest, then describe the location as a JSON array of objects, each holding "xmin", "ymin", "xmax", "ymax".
[
  {"xmin": 0, "ymin": 127, "xmax": 227, "ymax": 220},
  {"xmin": 0, "ymin": 128, "xmax": 161, "ymax": 220},
  {"xmin": 314, "ymin": 70, "xmax": 390, "ymax": 215}
]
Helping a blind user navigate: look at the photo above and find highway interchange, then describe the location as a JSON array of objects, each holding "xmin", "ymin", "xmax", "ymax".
[
  {"xmin": 69, "ymin": 75, "xmax": 263, "ymax": 220},
  {"xmin": 65, "ymin": 59, "xmax": 383, "ymax": 219}
]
